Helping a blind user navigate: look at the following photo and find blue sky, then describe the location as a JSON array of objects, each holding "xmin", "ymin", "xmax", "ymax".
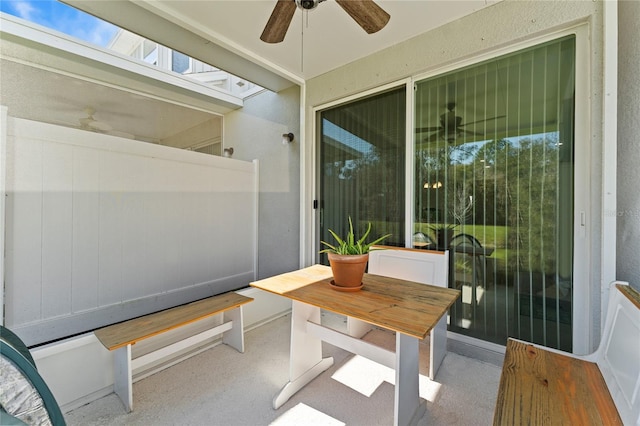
[{"xmin": 0, "ymin": 0, "xmax": 118, "ymax": 46}]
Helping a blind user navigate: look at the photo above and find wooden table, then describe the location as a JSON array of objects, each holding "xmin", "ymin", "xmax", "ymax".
[{"xmin": 250, "ymin": 264, "xmax": 461, "ymax": 426}]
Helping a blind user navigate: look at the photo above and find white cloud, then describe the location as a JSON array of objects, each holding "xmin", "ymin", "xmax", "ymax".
[{"xmin": 12, "ymin": 1, "xmax": 37, "ymax": 21}]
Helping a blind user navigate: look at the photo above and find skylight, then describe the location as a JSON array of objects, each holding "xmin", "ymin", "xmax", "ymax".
[
  {"xmin": 323, "ymin": 119, "xmax": 374, "ymax": 155},
  {"xmin": 0, "ymin": 0, "xmax": 263, "ymax": 98}
]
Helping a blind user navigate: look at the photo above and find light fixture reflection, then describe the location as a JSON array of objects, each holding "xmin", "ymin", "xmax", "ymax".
[{"xmin": 423, "ymin": 181, "xmax": 443, "ymax": 189}]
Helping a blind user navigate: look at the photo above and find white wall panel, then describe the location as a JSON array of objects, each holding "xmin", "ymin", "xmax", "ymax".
[
  {"xmin": 41, "ymin": 142, "xmax": 73, "ymax": 319},
  {"xmin": 72, "ymin": 147, "xmax": 101, "ymax": 312},
  {"xmin": 5, "ymin": 136, "xmax": 43, "ymax": 326},
  {"xmin": 4, "ymin": 118, "xmax": 257, "ymax": 345},
  {"xmin": 97, "ymin": 150, "xmax": 124, "ymax": 308}
]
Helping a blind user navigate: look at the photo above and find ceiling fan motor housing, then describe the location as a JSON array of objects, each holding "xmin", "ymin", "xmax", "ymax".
[{"xmin": 296, "ymin": 0, "xmax": 323, "ymax": 10}]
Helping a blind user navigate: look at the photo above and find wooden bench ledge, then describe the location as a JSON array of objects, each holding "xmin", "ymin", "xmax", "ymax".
[
  {"xmin": 94, "ymin": 292, "xmax": 253, "ymax": 351},
  {"xmin": 494, "ymin": 339, "xmax": 622, "ymax": 425}
]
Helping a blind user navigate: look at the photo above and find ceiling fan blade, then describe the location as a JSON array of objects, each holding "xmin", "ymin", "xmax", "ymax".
[
  {"xmin": 335, "ymin": 0, "xmax": 390, "ymax": 34},
  {"xmin": 260, "ymin": 0, "xmax": 297, "ymax": 43},
  {"xmin": 426, "ymin": 131, "xmax": 443, "ymax": 143},
  {"xmin": 460, "ymin": 115, "xmax": 507, "ymax": 127},
  {"xmin": 415, "ymin": 126, "xmax": 443, "ymax": 133},
  {"xmin": 462, "ymin": 129, "xmax": 484, "ymax": 137}
]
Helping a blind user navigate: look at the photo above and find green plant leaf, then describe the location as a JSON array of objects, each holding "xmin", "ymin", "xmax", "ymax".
[{"xmin": 319, "ymin": 216, "xmax": 391, "ymax": 255}]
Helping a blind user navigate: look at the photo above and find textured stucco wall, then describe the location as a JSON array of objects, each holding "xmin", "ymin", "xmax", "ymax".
[
  {"xmin": 306, "ymin": 1, "xmax": 600, "ymax": 106},
  {"xmin": 617, "ymin": 0, "xmax": 640, "ymax": 291},
  {"xmin": 225, "ymin": 85, "xmax": 301, "ymax": 280}
]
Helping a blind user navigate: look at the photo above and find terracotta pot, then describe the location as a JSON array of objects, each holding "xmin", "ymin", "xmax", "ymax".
[{"xmin": 328, "ymin": 253, "xmax": 369, "ymax": 289}]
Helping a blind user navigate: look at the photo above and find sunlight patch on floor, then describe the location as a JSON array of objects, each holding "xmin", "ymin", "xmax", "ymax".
[
  {"xmin": 331, "ymin": 354, "xmax": 393, "ymax": 396},
  {"xmin": 270, "ymin": 403, "xmax": 345, "ymax": 426},
  {"xmin": 331, "ymin": 355, "xmax": 442, "ymax": 402},
  {"xmin": 419, "ymin": 374, "xmax": 442, "ymax": 401}
]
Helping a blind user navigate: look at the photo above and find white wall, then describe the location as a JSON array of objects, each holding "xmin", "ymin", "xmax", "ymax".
[
  {"xmin": 225, "ymin": 85, "xmax": 302, "ymax": 279},
  {"xmin": 617, "ymin": 0, "xmax": 640, "ymax": 291},
  {"xmin": 4, "ymin": 117, "xmax": 257, "ymax": 345}
]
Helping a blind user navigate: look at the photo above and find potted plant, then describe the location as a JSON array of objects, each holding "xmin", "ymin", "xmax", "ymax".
[{"xmin": 320, "ymin": 217, "xmax": 391, "ymax": 291}]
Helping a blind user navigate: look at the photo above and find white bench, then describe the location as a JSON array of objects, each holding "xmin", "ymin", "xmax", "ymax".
[
  {"xmin": 493, "ymin": 281, "xmax": 640, "ymax": 425},
  {"xmin": 94, "ymin": 292, "xmax": 253, "ymax": 412}
]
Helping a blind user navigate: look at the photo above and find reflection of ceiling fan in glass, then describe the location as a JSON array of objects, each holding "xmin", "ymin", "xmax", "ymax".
[
  {"xmin": 78, "ymin": 107, "xmax": 134, "ymax": 139},
  {"xmin": 416, "ymin": 102, "xmax": 505, "ymax": 143}
]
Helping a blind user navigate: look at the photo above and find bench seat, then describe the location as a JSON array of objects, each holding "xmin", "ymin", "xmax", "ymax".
[
  {"xmin": 493, "ymin": 282, "xmax": 640, "ymax": 425},
  {"xmin": 495, "ymin": 339, "xmax": 622, "ymax": 425},
  {"xmin": 95, "ymin": 292, "xmax": 253, "ymax": 412},
  {"xmin": 493, "ymin": 282, "xmax": 640, "ymax": 426}
]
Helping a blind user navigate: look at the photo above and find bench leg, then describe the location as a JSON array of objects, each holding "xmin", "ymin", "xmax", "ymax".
[
  {"xmin": 113, "ymin": 344, "xmax": 133, "ymax": 412},
  {"xmin": 222, "ymin": 306, "xmax": 245, "ymax": 353}
]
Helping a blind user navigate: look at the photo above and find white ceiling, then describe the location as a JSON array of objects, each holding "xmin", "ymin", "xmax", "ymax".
[
  {"xmin": 131, "ymin": 0, "xmax": 500, "ymax": 82},
  {"xmin": 66, "ymin": 0, "xmax": 501, "ymax": 88}
]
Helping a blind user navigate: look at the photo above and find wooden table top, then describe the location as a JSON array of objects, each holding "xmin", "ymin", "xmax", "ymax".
[{"xmin": 250, "ymin": 264, "xmax": 461, "ymax": 340}]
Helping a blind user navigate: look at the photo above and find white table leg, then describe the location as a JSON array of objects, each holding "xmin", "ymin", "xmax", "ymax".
[
  {"xmin": 347, "ymin": 317, "xmax": 373, "ymax": 338},
  {"xmin": 273, "ymin": 301, "xmax": 334, "ymax": 409},
  {"xmin": 395, "ymin": 332, "xmax": 425, "ymax": 426},
  {"xmin": 429, "ymin": 315, "xmax": 448, "ymax": 380},
  {"xmin": 113, "ymin": 344, "xmax": 133, "ymax": 412}
]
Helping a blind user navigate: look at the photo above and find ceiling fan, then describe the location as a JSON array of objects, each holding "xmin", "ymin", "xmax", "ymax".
[
  {"xmin": 416, "ymin": 102, "xmax": 505, "ymax": 143},
  {"xmin": 79, "ymin": 107, "xmax": 113, "ymax": 132},
  {"xmin": 260, "ymin": 0, "xmax": 390, "ymax": 44},
  {"xmin": 78, "ymin": 107, "xmax": 135, "ymax": 139}
]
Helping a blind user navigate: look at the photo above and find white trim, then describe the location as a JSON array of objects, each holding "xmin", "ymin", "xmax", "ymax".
[
  {"xmin": 405, "ymin": 79, "xmax": 416, "ymax": 248},
  {"xmin": 572, "ymin": 23, "xmax": 593, "ymax": 355},
  {"xmin": 313, "ymin": 80, "xmax": 410, "ymax": 112},
  {"xmin": 0, "ymin": 105, "xmax": 6, "ymax": 325},
  {"xmin": 309, "ymin": 78, "xmax": 411, "ymax": 265},
  {"xmin": 253, "ymin": 159, "xmax": 260, "ymax": 281},
  {"xmin": 411, "ymin": 23, "xmax": 593, "ymax": 354},
  {"xmin": 600, "ymin": 0, "xmax": 618, "ymax": 338},
  {"xmin": 299, "ymin": 82, "xmax": 311, "ymax": 268}
]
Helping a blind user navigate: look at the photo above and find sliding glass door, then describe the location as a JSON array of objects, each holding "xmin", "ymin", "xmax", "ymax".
[
  {"xmin": 318, "ymin": 88, "xmax": 406, "ymax": 264},
  {"xmin": 317, "ymin": 35, "xmax": 576, "ymax": 351},
  {"xmin": 414, "ymin": 36, "xmax": 576, "ymax": 351}
]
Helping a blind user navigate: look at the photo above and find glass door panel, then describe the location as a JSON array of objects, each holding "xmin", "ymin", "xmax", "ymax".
[
  {"xmin": 319, "ymin": 88, "xmax": 406, "ymax": 264},
  {"xmin": 414, "ymin": 36, "xmax": 576, "ymax": 351}
]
